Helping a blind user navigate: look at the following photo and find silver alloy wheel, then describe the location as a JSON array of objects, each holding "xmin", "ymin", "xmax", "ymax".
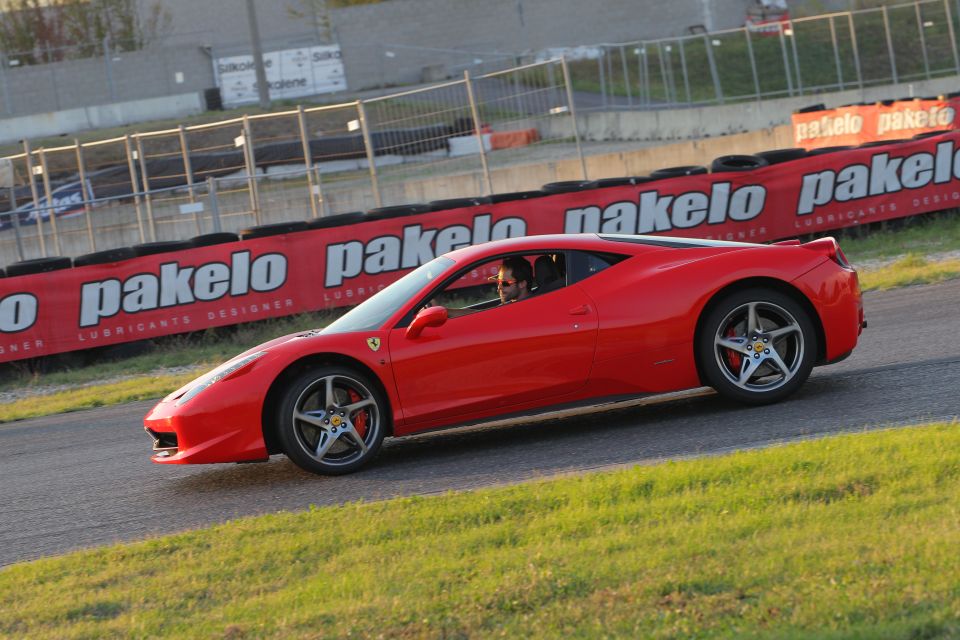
[
  {"xmin": 291, "ymin": 374, "xmax": 381, "ymax": 467},
  {"xmin": 712, "ymin": 300, "xmax": 805, "ymax": 393}
]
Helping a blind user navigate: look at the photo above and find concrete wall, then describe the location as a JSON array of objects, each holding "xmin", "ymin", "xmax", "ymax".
[{"xmin": 0, "ymin": 93, "xmax": 205, "ymax": 144}]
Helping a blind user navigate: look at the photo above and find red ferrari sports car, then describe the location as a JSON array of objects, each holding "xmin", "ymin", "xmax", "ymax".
[{"xmin": 144, "ymin": 233, "xmax": 864, "ymax": 475}]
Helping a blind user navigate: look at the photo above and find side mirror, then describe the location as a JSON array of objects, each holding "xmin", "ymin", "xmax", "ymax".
[{"xmin": 406, "ymin": 305, "xmax": 448, "ymax": 339}]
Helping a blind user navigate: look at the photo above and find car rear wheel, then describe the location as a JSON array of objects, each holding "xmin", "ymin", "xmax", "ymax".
[
  {"xmin": 698, "ymin": 288, "xmax": 817, "ymax": 405},
  {"xmin": 277, "ymin": 366, "xmax": 387, "ymax": 475}
]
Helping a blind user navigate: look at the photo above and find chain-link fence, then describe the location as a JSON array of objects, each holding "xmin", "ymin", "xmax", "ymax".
[
  {"xmin": 0, "ymin": 59, "xmax": 583, "ymax": 265},
  {"xmin": 568, "ymin": 0, "xmax": 960, "ymax": 109}
]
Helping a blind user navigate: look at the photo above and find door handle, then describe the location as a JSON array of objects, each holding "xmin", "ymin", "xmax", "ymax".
[{"xmin": 569, "ymin": 304, "xmax": 590, "ymax": 316}]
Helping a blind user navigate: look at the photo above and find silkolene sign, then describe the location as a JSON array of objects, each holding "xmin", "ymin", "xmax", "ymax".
[
  {"xmin": 792, "ymin": 98, "xmax": 960, "ymax": 148},
  {"xmin": 3, "ymin": 133, "xmax": 960, "ymax": 363},
  {"xmin": 214, "ymin": 45, "xmax": 346, "ymax": 108}
]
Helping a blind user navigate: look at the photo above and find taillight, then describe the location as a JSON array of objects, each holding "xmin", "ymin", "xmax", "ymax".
[{"xmin": 802, "ymin": 237, "xmax": 852, "ymax": 268}]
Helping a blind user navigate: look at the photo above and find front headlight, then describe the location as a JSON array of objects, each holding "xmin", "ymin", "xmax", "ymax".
[{"xmin": 175, "ymin": 351, "xmax": 268, "ymax": 406}]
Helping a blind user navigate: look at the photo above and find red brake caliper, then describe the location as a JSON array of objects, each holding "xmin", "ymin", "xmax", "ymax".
[
  {"xmin": 348, "ymin": 389, "xmax": 367, "ymax": 438},
  {"xmin": 724, "ymin": 326, "xmax": 742, "ymax": 370}
]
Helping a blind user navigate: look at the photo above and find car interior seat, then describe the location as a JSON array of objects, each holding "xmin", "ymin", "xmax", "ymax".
[{"xmin": 534, "ymin": 255, "xmax": 564, "ymax": 295}]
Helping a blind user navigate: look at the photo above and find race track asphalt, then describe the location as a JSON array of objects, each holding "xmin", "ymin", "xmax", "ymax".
[{"xmin": 2, "ymin": 279, "xmax": 959, "ymax": 567}]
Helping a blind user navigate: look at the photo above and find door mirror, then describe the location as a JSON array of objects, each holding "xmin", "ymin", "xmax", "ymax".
[{"xmin": 406, "ymin": 305, "xmax": 448, "ymax": 339}]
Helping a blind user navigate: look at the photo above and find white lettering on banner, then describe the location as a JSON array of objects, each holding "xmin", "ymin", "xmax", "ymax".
[
  {"xmin": 877, "ymin": 106, "xmax": 955, "ymax": 135},
  {"xmin": 796, "ymin": 141, "xmax": 960, "ymax": 215},
  {"xmin": 795, "ymin": 112, "xmax": 864, "ymax": 142},
  {"xmin": 78, "ymin": 251, "xmax": 287, "ymax": 328},
  {"xmin": 562, "ymin": 183, "xmax": 766, "ymax": 235},
  {"xmin": 214, "ymin": 45, "xmax": 346, "ymax": 108},
  {"xmin": 324, "ymin": 214, "xmax": 526, "ymax": 287},
  {"xmin": 0, "ymin": 293, "xmax": 38, "ymax": 333}
]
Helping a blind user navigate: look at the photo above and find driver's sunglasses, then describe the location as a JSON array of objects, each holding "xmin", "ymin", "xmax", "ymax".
[{"xmin": 488, "ymin": 276, "xmax": 517, "ymax": 286}]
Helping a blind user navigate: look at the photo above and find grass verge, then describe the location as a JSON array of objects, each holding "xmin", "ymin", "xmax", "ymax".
[
  {"xmin": 1, "ymin": 423, "xmax": 958, "ymax": 638},
  {"xmin": 858, "ymin": 255, "xmax": 960, "ymax": 291}
]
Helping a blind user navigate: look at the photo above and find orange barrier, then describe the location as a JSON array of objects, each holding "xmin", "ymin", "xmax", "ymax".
[
  {"xmin": 792, "ymin": 98, "xmax": 960, "ymax": 149},
  {"xmin": 490, "ymin": 128, "xmax": 540, "ymax": 150}
]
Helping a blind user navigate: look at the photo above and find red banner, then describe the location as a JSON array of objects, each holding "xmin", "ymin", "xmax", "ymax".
[
  {"xmin": 3, "ymin": 133, "xmax": 960, "ymax": 363},
  {"xmin": 792, "ymin": 98, "xmax": 960, "ymax": 148}
]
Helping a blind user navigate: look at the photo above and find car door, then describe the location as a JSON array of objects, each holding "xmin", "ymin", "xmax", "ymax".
[{"xmin": 387, "ymin": 281, "xmax": 598, "ymax": 427}]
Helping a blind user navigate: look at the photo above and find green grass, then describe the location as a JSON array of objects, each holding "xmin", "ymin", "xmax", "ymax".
[
  {"xmin": 859, "ymin": 254, "xmax": 960, "ymax": 291},
  {"xmin": 2, "ymin": 423, "xmax": 958, "ymax": 638}
]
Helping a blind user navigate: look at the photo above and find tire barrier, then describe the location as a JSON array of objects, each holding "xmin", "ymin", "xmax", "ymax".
[
  {"xmin": 913, "ymin": 130, "xmax": 953, "ymax": 140},
  {"xmin": 133, "ymin": 241, "xmax": 195, "ymax": 257},
  {"xmin": 858, "ymin": 139, "xmax": 908, "ymax": 148},
  {"xmin": 593, "ymin": 176, "xmax": 654, "ymax": 188},
  {"xmin": 755, "ymin": 148, "xmax": 808, "ymax": 165},
  {"xmin": 239, "ymin": 221, "xmax": 310, "ymax": 240},
  {"xmin": 793, "ymin": 103, "xmax": 826, "ymax": 114},
  {"xmin": 428, "ymin": 197, "xmax": 491, "ymax": 212},
  {"xmin": 190, "ymin": 232, "xmax": 240, "ymax": 247},
  {"xmin": 650, "ymin": 165, "xmax": 708, "ymax": 179},
  {"xmin": 73, "ymin": 247, "xmax": 138, "ymax": 267},
  {"xmin": 6, "ymin": 256, "xmax": 72, "ymax": 277},
  {"xmin": 806, "ymin": 145, "xmax": 856, "ymax": 156},
  {"xmin": 541, "ymin": 181, "xmax": 599, "ymax": 194},
  {"xmin": 365, "ymin": 204, "xmax": 432, "ymax": 220},
  {"xmin": 306, "ymin": 212, "xmax": 366, "ymax": 229},
  {"xmin": 710, "ymin": 155, "xmax": 769, "ymax": 173},
  {"xmin": 488, "ymin": 190, "xmax": 547, "ymax": 204}
]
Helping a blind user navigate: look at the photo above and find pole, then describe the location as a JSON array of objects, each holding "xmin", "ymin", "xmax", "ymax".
[
  {"xmin": 829, "ymin": 16, "xmax": 844, "ymax": 90},
  {"xmin": 245, "ymin": 0, "xmax": 271, "ymax": 110},
  {"xmin": 207, "ymin": 177, "xmax": 222, "ymax": 233},
  {"xmin": 788, "ymin": 20, "xmax": 804, "ymax": 93},
  {"xmin": 22, "ymin": 140, "xmax": 46, "ymax": 257},
  {"xmin": 778, "ymin": 22, "xmax": 795, "ymax": 96},
  {"xmin": 8, "ymin": 186, "xmax": 24, "ymax": 260},
  {"xmin": 702, "ymin": 34, "xmax": 724, "ymax": 104},
  {"xmin": 124, "ymin": 134, "xmax": 146, "ymax": 243},
  {"xmin": 356, "ymin": 100, "xmax": 382, "ymax": 208},
  {"xmin": 74, "ymin": 139, "xmax": 95, "ymax": 251},
  {"xmin": 135, "ymin": 136, "xmax": 157, "ymax": 241},
  {"xmin": 744, "ymin": 28, "xmax": 760, "ymax": 100},
  {"xmin": 37, "ymin": 150, "xmax": 61, "ymax": 256},
  {"xmin": 297, "ymin": 105, "xmax": 321, "ymax": 219},
  {"xmin": 847, "ymin": 12, "xmax": 864, "ymax": 89},
  {"xmin": 944, "ymin": 0, "xmax": 960, "ymax": 74},
  {"xmin": 560, "ymin": 56, "xmax": 587, "ymax": 180},
  {"xmin": 915, "ymin": 2, "xmax": 930, "ymax": 80},
  {"xmin": 178, "ymin": 125, "xmax": 201, "ymax": 234},
  {"xmin": 241, "ymin": 115, "xmax": 261, "ymax": 224},
  {"xmin": 464, "ymin": 70, "xmax": 493, "ymax": 196},
  {"xmin": 881, "ymin": 6, "xmax": 898, "ymax": 84}
]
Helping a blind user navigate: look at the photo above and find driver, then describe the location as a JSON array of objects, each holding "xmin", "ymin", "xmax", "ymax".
[{"xmin": 491, "ymin": 256, "xmax": 532, "ymax": 305}]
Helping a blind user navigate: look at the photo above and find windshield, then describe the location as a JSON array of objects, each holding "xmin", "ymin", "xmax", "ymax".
[{"xmin": 322, "ymin": 257, "xmax": 454, "ymax": 333}]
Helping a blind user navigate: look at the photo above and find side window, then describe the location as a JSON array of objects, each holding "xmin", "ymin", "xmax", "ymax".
[
  {"xmin": 426, "ymin": 252, "xmax": 569, "ymax": 318},
  {"xmin": 567, "ymin": 251, "xmax": 627, "ymax": 285}
]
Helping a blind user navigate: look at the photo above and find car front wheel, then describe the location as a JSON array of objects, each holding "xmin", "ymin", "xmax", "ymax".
[
  {"xmin": 698, "ymin": 288, "xmax": 817, "ymax": 405},
  {"xmin": 276, "ymin": 366, "xmax": 387, "ymax": 475}
]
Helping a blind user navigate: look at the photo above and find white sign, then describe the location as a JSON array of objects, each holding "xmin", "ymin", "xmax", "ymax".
[{"xmin": 214, "ymin": 45, "xmax": 347, "ymax": 107}]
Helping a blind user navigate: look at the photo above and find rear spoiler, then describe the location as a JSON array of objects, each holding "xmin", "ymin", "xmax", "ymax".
[{"xmin": 774, "ymin": 236, "xmax": 852, "ymax": 268}]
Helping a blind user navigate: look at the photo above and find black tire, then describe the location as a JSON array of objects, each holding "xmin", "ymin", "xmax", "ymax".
[
  {"xmin": 488, "ymin": 190, "xmax": 547, "ymax": 204},
  {"xmin": 913, "ymin": 130, "xmax": 953, "ymax": 140},
  {"xmin": 594, "ymin": 176, "xmax": 654, "ymax": 187},
  {"xmin": 73, "ymin": 247, "xmax": 137, "ymax": 267},
  {"xmin": 240, "ymin": 221, "xmax": 309, "ymax": 240},
  {"xmin": 133, "ymin": 240, "xmax": 194, "ymax": 257},
  {"xmin": 806, "ymin": 145, "xmax": 855, "ymax": 156},
  {"xmin": 428, "ymin": 197, "xmax": 491, "ymax": 211},
  {"xmin": 858, "ymin": 139, "xmax": 907, "ymax": 148},
  {"xmin": 191, "ymin": 232, "xmax": 239, "ymax": 247},
  {"xmin": 7, "ymin": 256, "xmax": 72, "ymax": 276},
  {"xmin": 793, "ymin": 103, "xmax": 826, "ymax": 114},
  {"xmin": 0, "ymin": 267, "xmax": 5, "ymax": 278},
  {"xmin": 650, "ymin": 165, "xmax": 707, "ymax": 179},
  {"xmin": 755, "ymin": 148, "xmax": 808, "ymax": 165},
  {"xmin": 710, "ymin": 155, "xmax": 769, "ymax": 173},
  {"xmin": 276, "ymin": 366, "xmax": 388, "ymax": 475},
  {"xmin": 541, "ymin": 180, "xmax": 599, "ymax": 194},
  {"xmin": 697, "ymin": 287, "xmax": 817, "ymax": 406},
  {"xmin": 306, "ymin": 211, "xmax": 366, "ymax": 229},
  {"xmin": 365, "ymin": 204, "xmax": 431, "ymax": 220}
]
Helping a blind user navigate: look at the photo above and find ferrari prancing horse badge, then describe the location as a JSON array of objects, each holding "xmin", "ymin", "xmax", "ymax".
[{"xmin": 366, "ymin": 337, "xmax": 381, "ymax": 352}]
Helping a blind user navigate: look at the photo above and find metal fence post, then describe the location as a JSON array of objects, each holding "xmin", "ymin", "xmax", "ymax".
[
  {"xmin": 178, "ymin": 125, "xmax": 201, "ymax": 234},
  {"xmin": 744, "ymin": 28, "xmax": 761, "ymax": 100},
  {"xmin": 135, "ymin": 135, "xmax": 157, "ymax": 241},
  {"xmin": 356, "ymin": 100, "xmax": 382, "ymax": 209},
  {"xmin": 7, "ymin": 186, "xmax": 24, "ymax": 261},
  {"xmin": 777, "ymin": 22, "xmax": 795, "ymax": 97},
  {"xmin": 0, "ymin": 54, "xmax": 10, "ymax": 115},
  {"xmin": 829, "ymin": 16, "xmax": 845, "ymax": 90},
  {"xmin": 702, "ymin": 34, "xmax": 724, "ymax": 104},
  {"xmin": 944, "ymin": 0, "xmax": 960, "ymax": 74},
  {"xmin": 22, "ymin": 140, "xmax": 46, "ymax": 257},
  {"xmin": 677, "ymin": 39, "xmax": 691, "ymax": 104},
  {"xmin": 847, "ymin": 12, "xmax": 864, "ymax": 89},
  {"xmin": 619, "ymin": 45, "xmax": 632, "ymax": 106},
  {"xmin": 297, "ymin": 105, "xmax": 321, "ymax": 219},
  {"xmin": 560, "ymin": 56, "xmax": 588, "ymax": 180},
  {"xmin": 74, "ymin": 139, "xmax": 95, "ymax": 251},
  {"xmin": 124, "ymin": 134, "xmax": 146, "ymax": 243},
  {"xmin": 915, "ymin": 2, "xmax": 931, "ymax": 80},
  {"xmin": 597, "ymin": 50, "xmax": 607, "ymax": 108},
  {"xmin": 788, "ymin": 21, "xmax": 804, "ymax": 94},
  {"xmin": 464, "ymin": 70, "xmax": 493, "ymax": 195},
  {"xmin": 207, "ymin": 177, "xmax": 222, "ymax": 233},
  {"xmin": 657, "ymin": 42, "xmax": 670, "ymax": 104},
  {"xmin": 37, "ymin": 149, "xmax": 62, "ymax": 256},
  {"xmin": 241, "ymin": 115, "xmax": 261, "ymax": 225},
  {"xmin": 881, "ymin": 6, "xmax": 898, "ymax": 84}
]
